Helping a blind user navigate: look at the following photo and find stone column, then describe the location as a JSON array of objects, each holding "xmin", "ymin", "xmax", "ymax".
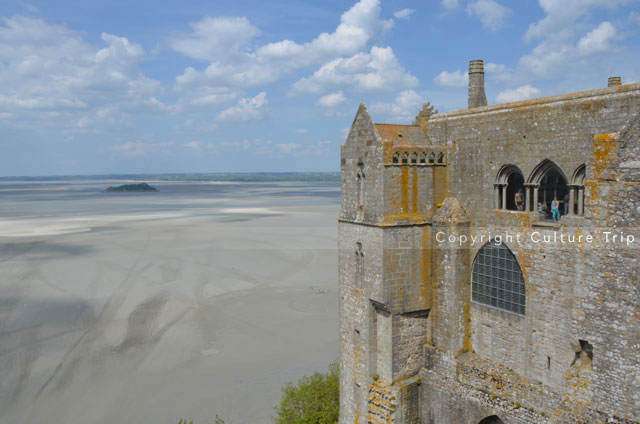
[
  {"xmin": 578, "ymin": 187, "xmax": 584, "ymax": 216},
  {"xmin": 608, "ymin": 76, "xmax": 622, "ymax": 87},
  {"xmin": 501, "ymin": 185, "xmax": 507, "ymax": 210},
  {"xmin": 431, "ymin": 198, "xmax": 471, "ymax": 356},
  {"xmin": 525, "ymin": 186, "xmax": 531, "ymax": 212},
  {"xmin": 568, "ymin": 186, "xmax": 576, "ymax": 216},
  {"xmin": 532, "ymin": 186, "xmax": 539, "ymax": 212},
  {"xmin": 468, "ymin": 60, "xmax": 487, "ymax": 109}
]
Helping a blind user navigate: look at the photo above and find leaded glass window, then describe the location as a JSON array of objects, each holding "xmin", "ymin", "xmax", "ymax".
[{"xmin": 472, "ymin": 240, "xmax": 525, "ymax": 315}]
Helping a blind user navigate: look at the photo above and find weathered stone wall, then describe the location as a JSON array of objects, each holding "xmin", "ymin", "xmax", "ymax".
[
  {"xmin": 383, "ymin": 164, "xmax": 434, "ymax": 221},
  {"xmin": 338, "ymin": 221, "xmax": 384, "ymax": 423},
  {"xmin": 338, "ymin": 80, "xmax": 640, "ymax": 424},
  {"xmin": 426, "ymin": 84, "xmax": 640, "ymax": 222},
  {"xmin": 381, "ymin": 226, "xmax": 430, "ymax": 314},
  {"xmin": 392, "ymin": 312, "xmax": 429, "ymax": 380}
]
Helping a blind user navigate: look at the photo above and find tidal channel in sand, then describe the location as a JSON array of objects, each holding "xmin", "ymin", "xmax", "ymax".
[{"xmin": 0, "ymin": 180, "xmax": 339, "ymax": 424}]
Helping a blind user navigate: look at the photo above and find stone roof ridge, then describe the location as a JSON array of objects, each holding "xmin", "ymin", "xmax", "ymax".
[
  {"xmin": 430, "ymin": 82, "xmax": 640, "ymax": 120},
  {"xmin": 374, "ymin": 123, "xmax": 430, "ymax": 146}
]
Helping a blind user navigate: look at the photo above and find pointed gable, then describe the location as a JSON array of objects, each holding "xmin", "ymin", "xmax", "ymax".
[{"xmin": 344, "ymin": 102, "xmax": 381, "ymax": 147}]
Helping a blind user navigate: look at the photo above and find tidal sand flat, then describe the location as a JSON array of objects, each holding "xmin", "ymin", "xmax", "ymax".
[{"xmin": 0, "ymin": 180, "xmax": 339, "ymax": 424}]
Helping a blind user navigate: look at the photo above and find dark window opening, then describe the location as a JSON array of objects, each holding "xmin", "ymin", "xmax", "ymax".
[
  {"xmin": 506, "ymin": 171, "xmax": 525, "ymax": 211},
  {"xmin": 355, "ymin": 242, "xmax": 364, "ymax": 288},
  {"xmin": 538, "ymin": 168, "xmax": 568, "ymax": 218},
  {"xmin": 479, "ymin": 416, "xmax": 504, "ymax": 424},
  {"xmin": 571, "ymin": 339, "xmax": 593, "ymax": 370}
]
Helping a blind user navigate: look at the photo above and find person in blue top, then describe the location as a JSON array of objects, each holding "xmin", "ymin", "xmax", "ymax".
[{"xmin": 551, "ymin": 196, "xmax": 560, "ymax": 222}]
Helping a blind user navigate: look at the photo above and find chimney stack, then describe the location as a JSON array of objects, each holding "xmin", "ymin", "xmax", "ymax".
[
  {"xmin": 608, "ymin": 76, "xmax": 622, "ymax": 87},
  {"xmin": 468, "ymin": 60, "xmax": 488, "ymax": 109}
]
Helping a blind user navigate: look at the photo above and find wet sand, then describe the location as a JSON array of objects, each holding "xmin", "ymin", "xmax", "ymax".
[{"xmin": 0, "ymin": 182, "xmax": 339, "ymax": 423}]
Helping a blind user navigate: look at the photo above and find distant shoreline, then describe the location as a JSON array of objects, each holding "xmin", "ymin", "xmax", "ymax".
[{"xmin": 0, "ymin": 172, "xmax": 341, "ymax": 183}]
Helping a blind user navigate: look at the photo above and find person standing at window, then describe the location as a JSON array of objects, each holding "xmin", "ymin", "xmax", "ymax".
[
  {"xmin": 515, "ymin": 188, "xmax": 524, "ymax": 211},
  {"xmin": 551, "ymin": 196, "xmax": 560, "ymax": 222}
]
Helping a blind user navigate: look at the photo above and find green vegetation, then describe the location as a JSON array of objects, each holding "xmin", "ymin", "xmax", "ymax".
[
  {"xmin": 273, "ymin": 360, "xmax": 339, "ymax": 424},
  {"xmin": 176, "ymin": 362, "xmax": 339, "ymax": 424},
  {"xmin": 105, "ymin": 182, "xmax": 157, "ymax": 192}
]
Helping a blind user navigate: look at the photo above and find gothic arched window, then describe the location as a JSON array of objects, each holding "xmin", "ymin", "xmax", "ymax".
[{"xmin": 472, "ymin": 240, "xmax": 525, "ymax": 315}]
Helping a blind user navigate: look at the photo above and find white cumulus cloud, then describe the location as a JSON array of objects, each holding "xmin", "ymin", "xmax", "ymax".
[
  {"xmin": 370, "ymin": 90, "xmax": 423, "ymax": 123},
  {"xmin": 0, "ymin": 15, "xmax": 160, "ymax": 129},
  {"xmin": 433, "ymin": 70, "xmax": 468, "ymax": 87},
  {"xmin": 393, "ymin": 9, "xmax": 415, "ymax": 19},
  {"xmin": 525, "ymin": 0, "xmax": 630, "ymax": 42},
  {"xmin": 292, "ymin": 46, "xmax": 418, "ymax": 94},
  {"xmin": 171, "ymin": 0, "xmax": 396, "ymax": 93},
  {"xmin": 466, "ymin": 0, "xmax": 511, "ymax": 31},
  {"xmin": 517, "ymin": 1, "xmax": 628, "ymax": 79},
  {"xmin": 578, "ymin": 22, "xmax": 616, "ymax": 55},
  {"xmin": 217, "ymin": 92, "xmax": 269, "ymax": 121},
  {"xmin": 496, "ymin": 85, "xmax": 541, "ymax": 103},
  {"xmin": 317, "ymin": 91, "xmax": 347, "ymax": 107},
  {"xmin": 168, "ymin": 17, "xmax": 260, "ymax": 62}
]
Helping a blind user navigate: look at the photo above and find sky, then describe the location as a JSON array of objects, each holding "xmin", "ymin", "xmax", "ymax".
[{"xmin": 0, "ymin": 0, "xmax": 638, "ymax": 176}]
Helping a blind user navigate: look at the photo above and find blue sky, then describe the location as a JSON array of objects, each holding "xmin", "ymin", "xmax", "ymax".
[{"xmin": 0, "ymin": 0, "xmax": 638, "ymax": 176}]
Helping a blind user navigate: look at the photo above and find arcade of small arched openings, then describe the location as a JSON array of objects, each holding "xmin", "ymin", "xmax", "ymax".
[
  {"xmin": 390, "ymin": 148, "xmax": 446, "ymax": 166},
  {"xmin": 493, "ymin": 160, "xmax": 586, "ymax": 219}
]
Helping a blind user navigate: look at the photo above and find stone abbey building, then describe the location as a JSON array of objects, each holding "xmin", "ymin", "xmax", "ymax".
[{"xmin": 338, "ymin": 60, "xmax": 639, "ymax": 423}]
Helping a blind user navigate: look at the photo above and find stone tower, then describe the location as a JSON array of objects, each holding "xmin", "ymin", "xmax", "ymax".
[
  {"xmin": 339, "ymin": 60, "xmax": 640, "ymax": 423},
  {"xmin": 468, "ymin": 59, "xmax": 488, "ymax": 109}
]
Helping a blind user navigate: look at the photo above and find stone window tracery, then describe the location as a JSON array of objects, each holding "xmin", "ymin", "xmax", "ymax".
[{"xmin": 472, "ymin": 240, "xmax": 525, "ymax": 315}]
